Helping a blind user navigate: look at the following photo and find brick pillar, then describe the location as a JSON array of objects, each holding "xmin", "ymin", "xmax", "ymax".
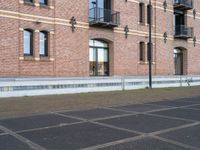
[
  {"xmin": 49, "ymin": 31, "xmax": 56, "ymax": 76},
  {"xmin": 49, "ymin": 31, "xmax": 55, "ymax": 61},
  {"xmin": 49, "ymin": 0, "xmax": 55, "ymax": 8},
  {"xmin": 34, "ymin": 30, "xmax": 40, "ymax": 61},
  {"xmin": 34, "ymin": 0, "xmax": 40, "ymax": 6},
  {"xmin": 183, "ymin": 50, "xmax": 188, "ymax": 75},
  {"xmin": 109, "ymin": 42, "xmax": 114, "ymax": 76},
  {"xmin": 18, "ymin": 28, "xmax": 24, "ymax": 76},
  {"xmin": 19, "ymin": 28, "xmax": 24, "ymax": 60}
]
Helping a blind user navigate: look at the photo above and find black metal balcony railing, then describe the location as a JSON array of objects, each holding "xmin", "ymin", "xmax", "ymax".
[
  {"xmin": 174, "ymin": 0, "xmax": 193, "ymax": 10},
  {"xmin": 174, "ymin": 25, "xmax": 193, "ymax": 39},
  {"xmin": 89, "ymin": 7, "xmax": 120, "ymax": 28}
]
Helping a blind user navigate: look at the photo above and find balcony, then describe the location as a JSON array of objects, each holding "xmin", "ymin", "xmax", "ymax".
[
  {"xmin": 174, "ymin": 0, "xmax": 193, "ymax": 10},
  {"xmin": 174, "ymin": 25, "xmax": 193, "ymax": 39},
  {"xmin": 89, "ymin": 7, "xmax": 120, "ymax": 28}
]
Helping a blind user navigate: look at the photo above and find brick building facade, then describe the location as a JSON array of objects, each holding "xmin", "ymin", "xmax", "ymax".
[{"xmin": 0, "ymin": 0, "xmax": 200, "ymax": 77}]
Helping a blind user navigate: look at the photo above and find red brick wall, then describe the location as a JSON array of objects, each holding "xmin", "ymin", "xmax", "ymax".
[
  {"xmin": 0, "ymin": 0, "xmax": 200, "ymax": 77},
  {"xmin": 0, "ymin": 17, "xmax": 19, "ymax": 76}
]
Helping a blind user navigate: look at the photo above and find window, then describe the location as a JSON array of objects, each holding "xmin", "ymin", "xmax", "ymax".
[
  {"xmin": 24, "ymin": 29, "xmax": 33, "ymax": 56},
  {"xmin": 147, "ymin": 4, "xmax": 153, "ymax": 24},
  {"xmin": 139, "ymin": 42, "xmax": 145, "ymax": 62},
  {"xmin": 40, "ymin": 31, "xmax": 48, "ymax": 56},
  {"xmin": 39, "ymin": 0, "xmax": 48, "ymax": 5},
  {"xmin": 24, "ymin": 0, "xmax": 33, "ymax": 3},
  {"xmin": 139, "ymin": 3, "xmax": 145, "ymax": 24},
  {"xmin": 89, "ymin": 40, "xmax": 109, "ymax": 76}
]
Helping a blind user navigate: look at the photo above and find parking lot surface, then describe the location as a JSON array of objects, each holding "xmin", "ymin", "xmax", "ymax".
[{"xmin": 0, "ymin": 96, "xmax": 200, "ymax": 150}]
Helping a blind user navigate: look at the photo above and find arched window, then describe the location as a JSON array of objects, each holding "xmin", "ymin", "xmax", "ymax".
[
  {"xmin": 174, "ymin": 48, "xmax": 184, "ymax": 75},
  {"xmin": 40, "ymin": 31, "xmax": 48, "ymax": 56},
  {"xmin": 139, "ymin": 3, "xmax": 145, "ymax": 23},
  {"xmin": 139, "ymin": 42, "xmax": 145, "ymax": 62},
  {"xmin": 24, "ymin": 29, "xmax": 33, "ymax": 56},
  {"xmin": 89, "ymin": 40, "xmax": 109, "ymax": 76}
]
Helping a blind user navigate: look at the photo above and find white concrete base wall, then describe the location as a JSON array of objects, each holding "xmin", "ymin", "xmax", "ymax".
[{"xmin": 0, "ymin": 76, "xmax": 200, "ymax": 98}]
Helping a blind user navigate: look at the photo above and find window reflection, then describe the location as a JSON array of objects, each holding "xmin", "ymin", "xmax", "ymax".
[
  {"xmin": 89, "ymin": 40, "xmax": 109, "ymax": 76},
  {"xmin": 39, "ymin": 0, "xmax": 48, "ymax": 5},
  {"xmin": 24, "ymin": 29, "xmax": 33, "ymax": 56},
  {"xmin": 40, "ymin": 31, "xmax": 48, "ymax": 56}
]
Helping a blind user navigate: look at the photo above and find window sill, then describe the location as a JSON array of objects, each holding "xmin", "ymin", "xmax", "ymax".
[
  {"xmin": 23, "ymin": 55, "xmax": 35, "ymax": 61},
  {"xmin": 138, "ymin": 61, "xmax": 147, "ymax": 65},
  {"xmin": 40, "ymin": 56, "xmax": 53, "ymax": 61},
  {"xmin": 138, "ymin": 22, "xmax": 145, "ymax": 26},
  {"xmin": 138, "ymin": 61, "xmax": 156, "ymax": 65}
]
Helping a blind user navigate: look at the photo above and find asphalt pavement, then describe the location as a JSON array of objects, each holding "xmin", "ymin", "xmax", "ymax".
[{"xmin": 0, "ymin": 96, "xmax": 200, "ymax": 150}]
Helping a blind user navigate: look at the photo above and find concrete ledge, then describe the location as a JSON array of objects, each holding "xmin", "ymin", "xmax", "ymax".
[{"xmin": 0, "ymin": 76, "xmax": 200, "ymax": 98}]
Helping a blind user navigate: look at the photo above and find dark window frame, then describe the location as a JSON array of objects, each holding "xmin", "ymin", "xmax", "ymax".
[
  {"xmin": 139, "ymin": 42, "xmax": 145, "ymax": 62},
  {"xmin": 39, "ymin": 0, "xmax": 48, "ymax": 6},
  {"xmin": 89, "ymin": 40, "xmax": 110, "ymax": 76},
  {"xmin": 147, "ymin": 4, "xmax": 153, "ymax": 24},
  {"xmin": 39, "ymin": 31, "xmax": 49, "ymax": 57},
  {"xmin": 23, "ymin": 29, "xmax": 34, "ymax": 56},
  {"xmin": 24, "ymin": 0, "xmax": 34, "ymax": 3},
  {"xmin": 139, "ymin": 3, "xmax": 145, "ymax": 24}
]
